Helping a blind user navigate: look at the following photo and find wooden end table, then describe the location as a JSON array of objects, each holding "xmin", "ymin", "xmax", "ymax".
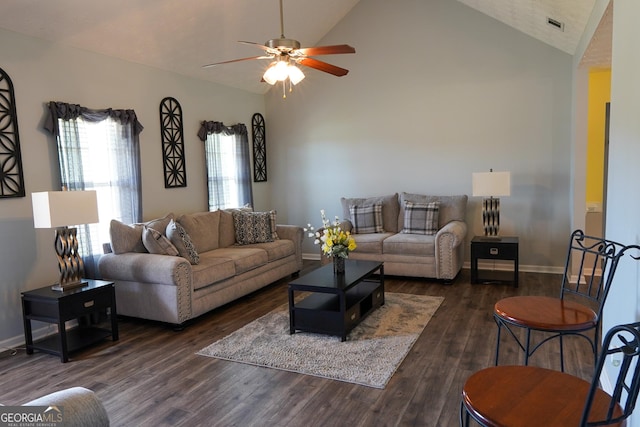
[
  {"xmin": 21, "ymin": 279, "xmax": 119, "ymax": 362},
  {"xmin": 471, "ymin": 236, "xmax": 519, "ymax": 287}
]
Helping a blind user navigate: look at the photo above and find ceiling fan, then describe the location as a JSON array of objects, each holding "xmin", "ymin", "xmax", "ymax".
[{"xmin": 202, "ymin": 0, "xmax": 356, "ymax": 97}]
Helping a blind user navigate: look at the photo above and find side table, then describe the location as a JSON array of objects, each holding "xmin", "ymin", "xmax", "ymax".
[
  {"xmin": 470, "ymin": 236, "xmax": 519, "ymax": 287},
  {"xmin": 21, "ymin": 279, "xmax": 119, "ymax": 363}
]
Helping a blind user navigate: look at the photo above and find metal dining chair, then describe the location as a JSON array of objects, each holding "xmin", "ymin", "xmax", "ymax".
[
  {"xmin": 493, "ymin": 230, "xmax": 635, "ymax": 372},
  {"xmin": 461, "ymin": 321, "xmax": 640, "ymax": 426}
]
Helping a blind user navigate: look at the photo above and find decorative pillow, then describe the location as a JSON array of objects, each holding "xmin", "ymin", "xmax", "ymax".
[
  {"xmin": 143, "ymin": 213, "xmax": 174, "ymax": 235},
  {"xmin": 401, "ymin": 201, "xmax": 440, "ymax": 235},
  {"xmin": 142, "ymin": 226, "xmax": 179, "ymax": 256},
  {"xmin": 349, "ymin": 204, "xmax": 383, "ymax": 234},
  {"xmin": 232, "ymin": 211, "xmax": 277, "ymax": 245},
  {"xmin": 166, "ymin": 219, "xmax": 200, "ymax": 264},
  {"xmin": 341, "ymin": 194, "xmax": 399, "ymax": 233},
  {"xmin": 109, "ymin": 219, "xmax": 146, "ymax": 254}
]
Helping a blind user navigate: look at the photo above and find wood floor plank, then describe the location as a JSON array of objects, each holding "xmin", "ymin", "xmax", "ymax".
[{"xmin": 0, "ymin": 263, "xmax": 595, "ymax": 426}]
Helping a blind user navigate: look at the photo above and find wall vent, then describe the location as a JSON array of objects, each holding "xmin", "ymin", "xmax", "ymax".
[{"xmin": 547, "ymin": 17, "xmax": 565, "ymax": 31}]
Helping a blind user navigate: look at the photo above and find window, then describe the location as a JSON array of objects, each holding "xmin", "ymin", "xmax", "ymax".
[
  {"xmin": 45, "ymin": 102, "xmax": 143, "ymax": 277},
  {"xmin": 199, "ymin": 121, "xmax": 253, "ymax": 210}
]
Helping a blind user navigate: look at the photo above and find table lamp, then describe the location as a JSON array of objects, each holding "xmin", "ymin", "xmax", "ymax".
[
  {"xmin": 32, "ymin": 190, "xmax": 99, "ymax": 291},
  {"xmin": 472, "ymin": 170, "xmax": 511, "ymax": 238}
]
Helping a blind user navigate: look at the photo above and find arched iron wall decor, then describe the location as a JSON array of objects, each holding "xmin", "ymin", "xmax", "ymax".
[
  {"xmin": 252, "ymin": 113, "xmax": 267, "ymax": 182},
  {"xmin": 159, "ymin": 97, "xmax": 187, "ymax": 188},
  {"xmin": 0, "ymin": 67, "xmax": 25, "ymax": 198}
]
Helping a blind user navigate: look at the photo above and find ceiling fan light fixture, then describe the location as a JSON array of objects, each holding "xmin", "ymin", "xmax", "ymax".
[
  {"xmin": 262, "ymin": 61, "xmax": 283, "ymax": 85},
  {"xmin": 262, "ymin": 60, "xmax": 305, "ymax": 86},
  {"xmin": 288, "ymin": 64, "xmax": 305, "ymax": 85}
]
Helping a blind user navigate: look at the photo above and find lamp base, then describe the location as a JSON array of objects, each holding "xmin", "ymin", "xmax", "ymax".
[
  {"xmin": 482, "ymin": 197, "xmax": 501, "ymax": 237},
  {"xmin": 54, "ymin": 226, "xmax": 86, "ymax": 289},
  {"xmin": 51, "ymin": 280, "xmax": 89, "ymax": 292}
]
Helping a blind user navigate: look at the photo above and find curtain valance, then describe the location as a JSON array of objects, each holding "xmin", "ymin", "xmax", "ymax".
[
  {"xmin": 44, "ymin": 101, "xmax": 144, "ymax": 136},
  {"xmin": 197, "ymin": 121, "xmax": 247, "ymax": 141}
]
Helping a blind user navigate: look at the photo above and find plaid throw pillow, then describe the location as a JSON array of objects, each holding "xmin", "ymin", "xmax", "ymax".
[
  {"xmin": 349, "ymin": 204, "xmax": 384, "ymax": 234},
  {"xmin": 402, "ymin": 201, "xmax": 440, "ymax": 235}
]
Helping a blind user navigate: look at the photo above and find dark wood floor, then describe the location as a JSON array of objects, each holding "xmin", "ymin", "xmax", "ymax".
[{"xmin": 0, "ymin": 262, "xmax": 595, "ymax": 426}]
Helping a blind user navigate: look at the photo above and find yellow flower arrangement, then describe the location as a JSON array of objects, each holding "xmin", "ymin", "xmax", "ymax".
[{"xmin": 305, "ymin": 209, "xmax": 356, "ymax": 258}]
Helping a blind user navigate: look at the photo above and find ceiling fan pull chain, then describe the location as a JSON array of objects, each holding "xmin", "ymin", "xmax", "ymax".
[{"xmin": 282, "ymin": 81, "xmax": 286, "ymax": 99}]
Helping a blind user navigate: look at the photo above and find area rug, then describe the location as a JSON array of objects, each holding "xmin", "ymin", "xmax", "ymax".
[{"xmin": 196, "ymin": 293, "xmax": 444, "ymax": 389}]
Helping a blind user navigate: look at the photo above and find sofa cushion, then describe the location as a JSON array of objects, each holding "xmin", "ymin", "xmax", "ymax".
[
  {"xmin": 341, "ymin": 194, "xmax": 399, "ymax": 233},
  {"xmin": 191, "ymin": 252, "xmax": 236, "ymax": 290},
  {"xmin": 233, "ymin": 211, "xmax": 278, "ymax": 245},
  {"xmin": 398, "ymin": 193, "xmax": 468, "ymax": 230},
  {"xmin": 401, "ymin": 201, "xmax": 439, "ymax": 235},
  {"xmin": 205, "ymin": 247, "xmax": 268, "ymax": 275},
  {"xmin": 166, "ymin": 219, "xmax": 200, "ymax": 264},
  {"xmin": 109, "ymin": 213, "xmax": 174, "ymax": 254},
  {"xmin": 349, "ymin": 204, "xmax": 384, "ymax": 234},
  {"xmin": 142, "ymin": 226, "xmax": 179, "ymax": 256},
  {"xmin": 383, "ymin": 233, "xmax": 436, "ymax": 257},
  {"xmin": 177, "ymin": 211, "xmax": 220, "ymax": 253},
  {"xmin": 244, "ymin": 239, "xmax": 295, "ymax": 262},
  {"xmin": 349, "ymin": 232, "xmax": 394, "ymax": 255}
]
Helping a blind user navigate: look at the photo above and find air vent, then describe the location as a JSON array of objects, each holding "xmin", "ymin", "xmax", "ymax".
[{"xmin": 547, "ymin": 17, "xmax": 565, "ymax": 31}]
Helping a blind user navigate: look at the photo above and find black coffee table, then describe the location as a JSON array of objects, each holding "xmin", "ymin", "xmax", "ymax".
[{"xmin": 288, "ymin": 260, "xmax": 384, "ymax": 341}]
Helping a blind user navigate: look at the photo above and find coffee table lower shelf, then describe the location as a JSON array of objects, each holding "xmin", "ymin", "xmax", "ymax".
[{"xmin": 288, "ymin": 261, "xmax": 385, "ymax": 341}]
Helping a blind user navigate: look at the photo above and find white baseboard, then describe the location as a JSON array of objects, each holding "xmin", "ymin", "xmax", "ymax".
[{"xmin": 0, "ymin": 323, "xmax": 58, "ymax": 353}]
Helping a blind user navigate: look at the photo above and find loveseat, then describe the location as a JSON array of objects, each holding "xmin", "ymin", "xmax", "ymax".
[
  {"xmin": 98, "ymin": 209, "xmax": 303, "ymax": 327},
  {"xmin": 334, "ymin": 193, "xmax": 468, "ymax": 281}
]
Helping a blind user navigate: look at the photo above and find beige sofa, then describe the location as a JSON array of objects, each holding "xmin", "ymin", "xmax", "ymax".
[
  {"xmin": 335, "ymin": 193, "xmax": 468, "ymax": 281},
  {"xmin": 98, "ymin": 209, "xmax": 303, "ymax": 326}
]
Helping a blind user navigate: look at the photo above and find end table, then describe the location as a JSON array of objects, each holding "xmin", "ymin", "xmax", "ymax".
[
  {"xmin": 470, "ymin": 236, "xmax": 519, "ymax": 287},
  {"xmin": 21, "ymin": 279, "xmax": 119, "ymax": 363}
]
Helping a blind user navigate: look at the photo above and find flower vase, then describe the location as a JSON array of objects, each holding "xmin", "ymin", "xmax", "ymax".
[{"xmin": 333, "ymin": 257, "xmax": 346, "ymax": 275}]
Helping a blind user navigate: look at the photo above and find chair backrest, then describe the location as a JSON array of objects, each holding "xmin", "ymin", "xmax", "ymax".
[
  {"xmin": 582, "ymin": 322, "xmax": 640, "ymax": 426},
  {"xmin": 560, "ymin": 230, "xmax": 628, "ymax": 316}
]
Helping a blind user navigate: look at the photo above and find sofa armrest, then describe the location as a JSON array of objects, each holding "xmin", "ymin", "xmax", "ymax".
[
  {"xmin": 98, "ymin": 252, "xmax": 192, "ymax": 286},
  {"xmin": 434, "ymin": 220, "xmax": 468, "ymax": 280},
  {"xmin": 276, "ymin": 224, "xmax": 304, "ymax": 270},
  {"xmin": 23, "ymin": 387, "xmax": 109, "ymax": 427},
  {"xmin": 435, "ymin": 220, "xmax": 467, "ymax": 247}
]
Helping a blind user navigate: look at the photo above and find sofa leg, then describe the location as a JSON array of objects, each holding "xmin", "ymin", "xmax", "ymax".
[
  {"xmin": 172, "ymin": 323, "xmax": 186, "ymax": 332},
  {"xmin": 292, "ymin": 271, "xmax": 300, "ymax": 278}
]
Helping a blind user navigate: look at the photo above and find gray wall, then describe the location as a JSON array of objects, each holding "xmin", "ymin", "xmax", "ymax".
[
  {"xmin": 266, "ymin": 0, "xmax": 573, "ymax": 268},
  {"xmin": 0, "ymin": 28, "xmax": 267, "ymax": 344}
]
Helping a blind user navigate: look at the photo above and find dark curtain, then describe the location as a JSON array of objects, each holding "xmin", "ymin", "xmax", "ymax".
[
  {"xmin": 44, "ymin": 101, "xmax": 143, "ymax": 278},
  {"xmin": 198, "ymin": 121, "xmax": 253, "ymax": 210}
]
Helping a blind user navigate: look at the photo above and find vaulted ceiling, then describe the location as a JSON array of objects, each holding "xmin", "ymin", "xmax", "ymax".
[{"xmin": 0, "ymin": 0, "xmax": 611, "ymax": 94}]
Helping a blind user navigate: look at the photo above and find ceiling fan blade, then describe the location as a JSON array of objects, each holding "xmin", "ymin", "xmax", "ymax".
[
  {"xmin": 298, "ymin": 58, "xmax": 349, "ymax": 77},
  {"xmin": 297, "ymin": 44, "xmax": 356, "ymax": 56},
  {"xmin": 238, "ymin": 41, "xmax": 271, "ymax": 51},
  {"xmin": 202, "ymin": 56, "xmax": 271, "ymax": 69}
]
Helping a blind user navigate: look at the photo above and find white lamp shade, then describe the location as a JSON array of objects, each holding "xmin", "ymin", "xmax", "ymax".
[
  {"xmin": 472, "ymin": 171, "xmax": 511, "ymax": 197},
  {"xmin": 32, "ymin": 190, "xmax": 99, "ymax": 228}
]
